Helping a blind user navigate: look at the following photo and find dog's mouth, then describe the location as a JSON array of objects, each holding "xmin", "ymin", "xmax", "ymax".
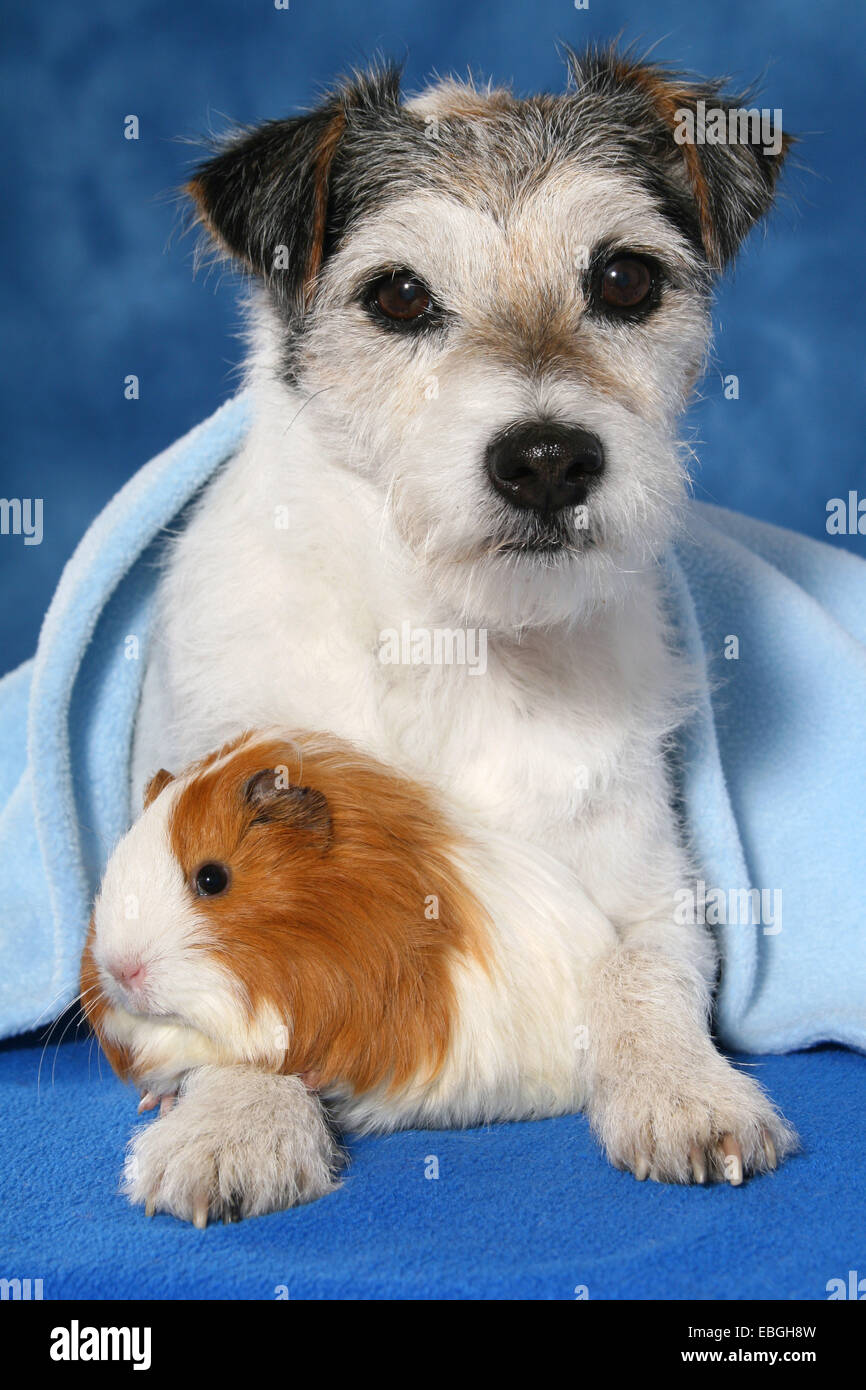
[
  {"xmin": 500, "ymin": 534, "xmax": 580, "ymax": 557},
  {"xmin": 490, "ymin": 513, "xmax": 595, "ymax": 559}
]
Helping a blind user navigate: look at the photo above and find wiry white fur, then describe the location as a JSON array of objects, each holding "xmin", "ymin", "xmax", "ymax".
[
  {"xmin": 118, "ymin": 140, "xmax": 795, "ymax": 1220},
  {"xmin": 584, "ymin": 947, "xmax": 796, "ymax": 1182},
  {"xmin": 282, "ymin": 179, "xmax": 708, "ymax": 631}
]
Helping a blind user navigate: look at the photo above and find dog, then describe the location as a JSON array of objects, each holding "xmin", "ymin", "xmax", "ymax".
[{"xmin": 128, "ymin": 44, "xmax": 796, "ymax": 1212}]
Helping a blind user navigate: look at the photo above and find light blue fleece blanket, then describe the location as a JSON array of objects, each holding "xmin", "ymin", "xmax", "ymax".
[{"xmin": 1, "ymin": 392, "xmax": 864, "ymax": 1051}]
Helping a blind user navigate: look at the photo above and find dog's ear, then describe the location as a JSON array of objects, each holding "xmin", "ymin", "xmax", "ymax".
[
  {"xmin": 187, "ymin": 64, "xmax": 402, "ymax": 314},
  {"xmin": 567, "ymin": 45, "xmax": 791, "ymax": 271}
]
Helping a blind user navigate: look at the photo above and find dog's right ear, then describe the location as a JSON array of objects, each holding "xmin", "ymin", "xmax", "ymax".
[{"xmin": 186, "ymin": 65, "xmax": 402, "ymax": 316}]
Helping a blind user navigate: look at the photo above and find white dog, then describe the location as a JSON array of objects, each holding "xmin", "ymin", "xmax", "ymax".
[{"xmin": 127, "ymin": 45, "xmax": 795, "ymax": 1208}]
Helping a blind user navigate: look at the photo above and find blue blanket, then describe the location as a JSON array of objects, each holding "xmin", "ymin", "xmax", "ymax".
[
  {"xmin": 0, "ymin": 1030, "xmax": 860, "ymax": 1299},
  {"xmin": 1, "ymin": 391, "xmax": 865, "ymax": 1053}
]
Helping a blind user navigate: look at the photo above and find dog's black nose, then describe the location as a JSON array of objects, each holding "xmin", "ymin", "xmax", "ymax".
[{"xmin": 486, "ymin": 421, "xmax": 605, "ymax": 513}]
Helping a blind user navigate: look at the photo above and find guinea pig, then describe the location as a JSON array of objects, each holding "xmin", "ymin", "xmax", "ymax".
[{"xmin": 82, "ymin": 729, "xmax": 614, "ymax": 1222}]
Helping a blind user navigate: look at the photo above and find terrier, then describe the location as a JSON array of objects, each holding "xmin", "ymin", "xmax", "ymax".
[{"xmin": 127, "ymin": 44, "xmax": 795, "ymax": 1217}]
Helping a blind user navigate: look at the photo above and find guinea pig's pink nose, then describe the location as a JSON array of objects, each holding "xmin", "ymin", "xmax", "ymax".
[{"xmin": 108, "ymin": 956, "xmax": 148, "ymax": 990}]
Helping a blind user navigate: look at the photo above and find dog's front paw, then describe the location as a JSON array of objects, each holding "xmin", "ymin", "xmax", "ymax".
[
  {"xmin": 122, "ymin": 1065, "xmax": 342, "ymax": 1225},
  {"xmin": 594, "ymin": 1060, "xmax": 797, "ymax": 1185}
]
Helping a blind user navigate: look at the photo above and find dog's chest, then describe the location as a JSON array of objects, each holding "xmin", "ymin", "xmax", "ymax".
[
  {"xmin": 152, "ymin": 449, "xmax": 669, "ymax": 851},
  {"xmin": 164, "ymin": 582, "xmax": 644, "ymax": 851},
  {"xmin": 370, "ymin": 637, "xmax": 637, "ymax": 840}
]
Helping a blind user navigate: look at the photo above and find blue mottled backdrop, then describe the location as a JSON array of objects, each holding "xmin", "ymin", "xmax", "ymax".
[{"xmin": 1, "ymin": 0, "xmax": 864, "ymax": 675}]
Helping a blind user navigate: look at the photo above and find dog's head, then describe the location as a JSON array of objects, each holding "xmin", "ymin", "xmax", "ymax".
[{"xmin": 189, "ymin": 45, "xmax": 789, "ymax": 628}]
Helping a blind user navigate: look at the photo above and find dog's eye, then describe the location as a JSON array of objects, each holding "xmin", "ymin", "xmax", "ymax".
[
  {"xmin": 193, "ymin": 862, "xmax": 230, "ymax": 897},
  {"xmin": 600, "ymin": 256, "xmax": 654, "ymax": 311},
  {"xmin": 370, "ymin": 272, "xmax": 432, "ymax": 324}
]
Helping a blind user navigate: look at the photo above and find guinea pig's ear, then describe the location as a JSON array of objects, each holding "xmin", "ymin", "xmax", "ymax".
[
  {"xmin": 143, "ymin": 768, "xmax": 174, "ymax": 809},
  {"xmin": 243, "ymin": 769, "xmax": 332, "ymax": 850}
]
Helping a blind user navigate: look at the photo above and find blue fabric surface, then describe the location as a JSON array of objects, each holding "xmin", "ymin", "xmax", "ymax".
[
  {"xmin": 3, "ymin": 1, "xmax": 864, "ymax": 1303},
  {"xmin": 0, "ymin": 1031, "xmax": 861, "ymax": 1299},
  {"xmin": 1, "ymin": 0, "xmax": 865, "ymax": 677},
  {"xmin": 1, "ymin": 391, "xmax": 865, "ymax": 1055},
  {"xmin": 0, "ymin": 392, "xmax": 252, "ymax": 1039}
]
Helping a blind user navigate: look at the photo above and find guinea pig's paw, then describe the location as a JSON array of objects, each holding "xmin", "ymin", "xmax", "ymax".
[
  {"xmin": 121, "ymin": 1065, "xmax": 343, "ymax": 1226},
  {"xmin": 137, "ymin": 1089, "xmax": 177, "ymax": 1116}
]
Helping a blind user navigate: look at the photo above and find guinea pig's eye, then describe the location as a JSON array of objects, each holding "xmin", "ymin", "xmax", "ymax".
[
  {"xmin": 598, "ymin": 255, "xmax": 656, "ymax": 314},
  {"xmin": 194, "ymin": 862, "xmax": 230, "ymax": 897},
  {"xmin": 364, "ymin": 270, "xmax": 437, "ymax": 329}
]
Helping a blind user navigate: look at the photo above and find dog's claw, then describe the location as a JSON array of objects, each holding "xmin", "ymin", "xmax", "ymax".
[
  {"xmin": 762, "ymin": 1130, "xmax": 777, "ymax": 1169},
  {"xmin": 159, "ymin": 1095, "xmax": 176, "ymax": 1116},
  {"xmin": 689, "ymin": 1144, "xmax": 707, "ymax": 1185},
  {"xmin": 144, "ymin": 1199, "xmax": 155, "ymax": 1218},
  {"xmin": 633, "ymin": 1154, "xmax": 651, "ymax": 1181},
  {"xmin": 192, "ymin": 1197, "xmax": 209, "ymax": 1230},
  {"xmin": 720, "ymin": 1133, "xmax": 744, "ymax": 1185}
]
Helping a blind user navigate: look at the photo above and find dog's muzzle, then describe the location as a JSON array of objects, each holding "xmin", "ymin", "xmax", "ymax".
[{"xmin": 486, "ymin": 420, "xmax": 604, "ymax": 513}]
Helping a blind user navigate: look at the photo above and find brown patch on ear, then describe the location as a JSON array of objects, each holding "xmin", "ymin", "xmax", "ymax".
[
  {"xmin": 168, "ymin": 733, "xmax": 492, "ymax": 1098},
  {"xmin": 184, "ymin": 63, "xmax": 407, "ymax": 314},
  {"xmin": 185, "ymin": 174, "xmax": 240, "ymax": 267},
  {"xmin": 304, "ymin": 110, "xmax": 346, "ymax": 306},
  {"xmin": 187, "ymin": 106, "xmax": 346, "ymax": 307},
  {"xmin": 143, "ymin": 768, "xmax": 174, "ymax": 810},
  {"xmin": 601, "ymin": 50, "xmax": 790, "ymax": 271},
  {"xmin": 80, "ymin": 922, "xmax": 134, "ymax": 1082},
  {"xmin": 607, "ymin": 55, "xmax": 719, "ymax": 265},
  {"xmin": 244, "ymin": 769, "xmax": 332, "ymax": 850}
]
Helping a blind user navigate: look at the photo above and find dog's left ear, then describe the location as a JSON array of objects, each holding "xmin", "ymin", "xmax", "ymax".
[
  {"xmin": 568, "ymin": 46, "xmax": 792, "ymax": 271},
  {"xmin": 186, "ymin": 64, "xmax": 402, "ymax": 315}
]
